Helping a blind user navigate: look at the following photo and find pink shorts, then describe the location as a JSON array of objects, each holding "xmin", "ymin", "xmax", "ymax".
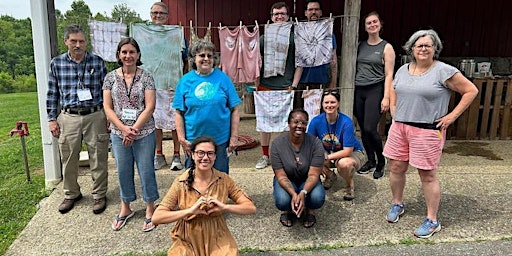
[{"xmin": 383, "ymin": 121, "xmax": 446, "ymax": 170}]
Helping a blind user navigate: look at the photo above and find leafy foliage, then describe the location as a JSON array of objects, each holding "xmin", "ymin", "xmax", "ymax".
[{"xmin": 1, "ymin": 0, "xmax": 143, "ymax": 94}]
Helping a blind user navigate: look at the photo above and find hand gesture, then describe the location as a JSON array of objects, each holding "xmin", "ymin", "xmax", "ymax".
[{"xmin": 291, "ymin": 193, "xmax": 305, "ymax": 218}]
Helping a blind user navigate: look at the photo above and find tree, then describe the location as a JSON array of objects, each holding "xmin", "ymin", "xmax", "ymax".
[{"xmin": 111, "ymin": 4, "xmax": 143, "ymax": 24}]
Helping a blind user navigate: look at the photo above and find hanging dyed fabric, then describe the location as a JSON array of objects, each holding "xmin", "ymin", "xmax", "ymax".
[
  {"xmin": 218, "ymin": 25, "xmax": 261, "ymax": 83},
  {"xmin": 88, "ymin": 19, "xmax": 127, "ymax": 62},
  {"xmin": 130, "ymin": 23, "xmax": 185, "ymax": 90},
  {"xmin": 263, "ymin": 22, "xmax": 292, "ymax": 78},
  {"xmin": 254, "ymin": 90, "xmax": 294, "ymax": 132},
  {"xmin": 294, "ymin": 18, "xmax": 333, "ymax": 67}
]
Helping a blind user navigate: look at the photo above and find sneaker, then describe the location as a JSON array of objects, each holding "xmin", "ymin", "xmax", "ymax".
[
  {"xmin": 93, "ymin": 197, "xmax": 107, "ymax": 214},
  {"xmin": 386, "ymin": 203, "xmax": 405, "ymax": 223},
  {"xmin": 154, "ymin": 154, "xmax": 167, "ymax": 170},
  {"xmin": 58, "ymin": 193, "xmax": 83, "ymax": 214},
  {"xmin": 414, "ymin": 218, "xmax": 441, "ymax": 238},
  {"xmin": 343, "ymin": 187, "xmax": 355, "ymax": 201},
  {"xmin": 170, "ymin": 155, "xmax": 184, "ymax": 171},
  {"xmin": 373, "ymin": 161, "xmax": 386, "ymax": 179},
  {"xmin": 255, "ymin": 155, "xmax": 270, "ymax": 169},
  {"xmin": 357, "ymin": 161, "xmax": 376, "ymax": 174}
]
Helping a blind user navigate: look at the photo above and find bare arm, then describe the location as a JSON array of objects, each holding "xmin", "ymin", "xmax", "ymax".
[
  {"xmin": 437, "ymin": 73, "xmax": 478, "ymax": 129},
  {"xmin": 327, "ymin": 147, "xmax": 354, "ymax": 160},
  {"xmin": 292, "ymin": 67, "xmax": 304, "ymax": 88},
  {"xmin": 381, "ymin": 43, "xmax": 396, "ymax": 113},
  {"xmin": 208, "ymin": 194, "xmax": 256, "ymax": 215},
  {"xmin": 389, "ymin": 80, "xmax": 397, "ymax": 118},
  {"xmin": 175, "ymin": 110, "xmax": 191, "ymax": 155},
  {"xmin": 229, "ymin": 106, "xmax": 240, "ymax": 152}
]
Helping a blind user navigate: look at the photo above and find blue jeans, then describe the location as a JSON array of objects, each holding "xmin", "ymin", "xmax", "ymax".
[
  {"xmin": 185, "ymin": 141, "xmax": 230, "ymax": 174},
  {"xmin": 110, "ymin": 132, "xmax": 159, "ymax": 203},
  {"xmin": 273, "ymin": 176, "xmax": 325, "ymax": 211}
]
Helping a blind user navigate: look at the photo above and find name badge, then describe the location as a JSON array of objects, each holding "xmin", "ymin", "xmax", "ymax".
[
  {"xmin": 122, "ymin": 108, "xmax": 137, "ymax": 120},
  {"xmin": 77, "ymin": 89, "xmax": 92, "ymax": 101}
]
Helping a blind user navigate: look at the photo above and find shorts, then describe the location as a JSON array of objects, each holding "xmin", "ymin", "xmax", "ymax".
[
  {"xmin": 153, "ymin": 89, "xmax": 177, "ymax": 130},
  {"xmin": 331, "ymin": 150, "xmax": 367, "ymax": 171},
  {"xmin": 383, "ymin": 121, "xmax": 446, "ymax": 170}
]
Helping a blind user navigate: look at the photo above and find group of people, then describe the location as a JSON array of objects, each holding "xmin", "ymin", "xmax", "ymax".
[{"xmin": 46, "ymin": 0, "xmax": 478, "ymax": 255}]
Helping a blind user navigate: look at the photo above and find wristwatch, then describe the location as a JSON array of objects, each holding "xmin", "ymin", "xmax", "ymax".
[{"xmin": 300, "ymin": 189, "xmax": 308, "ymax": 197}]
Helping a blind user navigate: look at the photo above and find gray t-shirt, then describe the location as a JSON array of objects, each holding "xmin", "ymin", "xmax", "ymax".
[
  {"xmin": 355, "ymin": 40, "xmax": 387, "ymax": 86},
  {"xmin": 270, "ymin": 133, "xmax": 325, "ymax": 184},
  {"xmin": 393, "ymin": 61, "xmax": 458, "ymax": 123}
]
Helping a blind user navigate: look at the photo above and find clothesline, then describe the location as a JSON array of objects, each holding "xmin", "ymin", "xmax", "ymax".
[{"xmin": 190, "ymin": 14, "xmax": 355, "ymax": 29}]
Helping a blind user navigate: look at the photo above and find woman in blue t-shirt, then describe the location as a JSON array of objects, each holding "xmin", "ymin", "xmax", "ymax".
[
  {"xmin": 308, "ymin": 89, "xmax": 367, "ymax": 200},
  {"xmin": 173, "ymin": 40, "xmax": 241, "ymax": 174}
]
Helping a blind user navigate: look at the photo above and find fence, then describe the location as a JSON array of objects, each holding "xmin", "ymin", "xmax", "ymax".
[{"xmin": 449, "ymin": 78, "xmax": 512, "ymax": 140}]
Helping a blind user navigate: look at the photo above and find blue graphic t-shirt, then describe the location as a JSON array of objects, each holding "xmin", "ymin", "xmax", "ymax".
[
  {"xmin": 307, "ymin": 112, "xmax": 364, "ymax": 153},
  {"xmin": 173, "ymin": 68, "xmax": 241, "ymax": 144}
]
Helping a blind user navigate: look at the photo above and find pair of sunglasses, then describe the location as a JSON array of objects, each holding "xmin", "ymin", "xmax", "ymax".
[{"xmin": 323, "ymin": 89, "xmax": 339, "ymax": 95}]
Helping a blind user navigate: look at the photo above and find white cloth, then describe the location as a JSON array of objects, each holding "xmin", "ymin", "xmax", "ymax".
[
  {"xmin": 302, "ymin": 89, "xmax": 323, "ymax": 121},
  {"xmin": 263, "ymin": 22, "xmax": 292, "ymax": 78},
  {"xmin": 88, "ymin": 20, "xmax": 127, "ymax": 62},
  {"xmin": 254, "ymin": 90, "xmax": 294, "ymax": 132},
  {"xmin": 294, "ymin": 19, "xmax": 333, "ymax": 67}
]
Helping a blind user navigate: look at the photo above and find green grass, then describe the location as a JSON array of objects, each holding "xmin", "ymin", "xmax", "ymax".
[{"xmin": 0, "ymin": 92, "xmax": 47, "ymax": 254}]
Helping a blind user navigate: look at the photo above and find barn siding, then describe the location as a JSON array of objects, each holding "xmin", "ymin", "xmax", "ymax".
[{"xmin": 164, "ymin": 0, "xmax": 511, "ymax": 57}]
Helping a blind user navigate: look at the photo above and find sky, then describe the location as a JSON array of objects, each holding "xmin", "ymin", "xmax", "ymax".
[{"xmin": 0, "ymin": 0, "xmax": 154, "ymax": 20}]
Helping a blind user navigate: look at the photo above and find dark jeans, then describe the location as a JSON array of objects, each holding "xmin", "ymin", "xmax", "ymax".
[{"xmin": 354, "ymin": 82, "xmax": 385, "ymax": 165}]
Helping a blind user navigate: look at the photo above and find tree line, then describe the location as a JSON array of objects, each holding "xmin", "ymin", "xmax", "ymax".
[{"xmin": 0, "ymin": 0, "xmax": 144, "ymax": 94}]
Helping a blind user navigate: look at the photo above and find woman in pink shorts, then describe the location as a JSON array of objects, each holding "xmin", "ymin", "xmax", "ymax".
[{"xmin": 383, "ymin": 29, "xmax": 478, "ymax": 238}]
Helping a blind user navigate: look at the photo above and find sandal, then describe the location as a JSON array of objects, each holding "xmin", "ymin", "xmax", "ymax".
[
  {"xmin": 111, "ymin": 211, "xmax": 135, "ymax": 231},
  {"xmin": 303, "ymin": 213, "xmax": 317, "ymax": 228},
  {"xmin": 279, "ymin": 212, "xmax": 295, "ymax": 227},
  {"xmin": 142, "ymin": 218, "xmax": 155, "ymax": 232},
  {"xmin": 322, "ymin": 167, "xmax": 337, "ymax": 190}
]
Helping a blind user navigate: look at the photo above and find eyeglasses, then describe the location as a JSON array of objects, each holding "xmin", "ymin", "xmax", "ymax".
[
  {"xmin": 150, "ymin": 11, "xmax": 168, "ymax": 16},
  {"xmin": 291, "ymin": 119, "xmax": 308, "ymax": 126},
  {"xmin": 194, "ymin": 150, "xmax": 216, "ymax": 158},
  {"xmin": 272, "ymin": 12, "xmax": 288, "ymax": 17},
  {"xmin": 197, "ymin": 53, "xmax": 213, "ymax": 59},
  {"xmin": 307, "ymin": 8, "xmax": 321, "ymax": 11},
  {"xmin": 414, "ymin": 44, "xmax": 433, "ymax": 50},
  {"xmin": 323, "ymin": 89, "xmax": 339, "ymax": 95}
]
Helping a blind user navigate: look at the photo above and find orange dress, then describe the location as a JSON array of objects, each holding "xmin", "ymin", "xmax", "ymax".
[{"xmin": 159, "ymin": 169, "xmax": 252, "ymax": 256}]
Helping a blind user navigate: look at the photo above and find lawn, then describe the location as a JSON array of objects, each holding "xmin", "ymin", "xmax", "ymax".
[{"xmin": 0, "ymin": 92, "xmax": 48, "ymax": 254}]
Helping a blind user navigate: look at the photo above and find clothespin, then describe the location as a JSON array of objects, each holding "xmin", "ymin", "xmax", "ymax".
[
  {"xmin": 239, "ymin": 21, "xmax": 242, "ymax": 29},
  {"xmin": 208, "ymin": 22, "xmax": 211, "ymax": 30},
  {"xmin": 295, "ymin": 17, "xmax": 299, "ymax": 25},
  {"xmin": 330, "ymin": 13, "xmax": 332, "ymax": 19},
  {"xmin": 266, "ymin": 20, "xmax": 270, "ymax": 25},
  {"xmin": 255, "ymin": 20, "xmax": 258, "ymax": 29},
  {"xmin": 219, "ymin": 22, "xmax": 222, "ymax": 29}
]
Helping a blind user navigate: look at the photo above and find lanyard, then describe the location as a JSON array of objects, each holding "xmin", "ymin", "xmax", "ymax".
[
  {"xmin": 325, "ymin": 113, "xmax": 339, "ymax": 153},
  {"xmin": 122, "ymin": 68, "xmax": 137, "ymax": 99},
  {"xmin": 76, "ymin": 58, "xmax": 87, "ymax": 88}
]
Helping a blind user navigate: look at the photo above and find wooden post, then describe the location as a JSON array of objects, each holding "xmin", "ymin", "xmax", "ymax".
[{"xmin": 339, "ymin": 0, "xmax": 361, "ymax": 117}]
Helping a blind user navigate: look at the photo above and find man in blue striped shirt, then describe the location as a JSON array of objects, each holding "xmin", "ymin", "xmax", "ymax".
[{"xmin": 47, "ymin": 24, "xmax": 109, "ymax": 215}]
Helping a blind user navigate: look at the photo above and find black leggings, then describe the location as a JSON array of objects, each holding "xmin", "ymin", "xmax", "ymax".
[{"xmin": 354, "ymin": 82, "xmax": 384, "ymax": 164}]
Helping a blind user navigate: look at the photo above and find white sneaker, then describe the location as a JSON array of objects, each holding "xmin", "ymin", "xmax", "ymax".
[
  {"xmin": 170, "ymin": 155, "xmax": 184, "ymax": 171},
  {"xmin": 154, "ymin": 155, "xmax": 167, "ymax": 170},
  {"xmin": 255, "ymin": 155, "xmax": 270, "ymax": 169}
]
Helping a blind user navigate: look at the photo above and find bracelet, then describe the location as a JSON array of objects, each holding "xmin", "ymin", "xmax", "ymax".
[{"xmin": 300, "ymin": 189, "xmax": 308, "ymax": 197}]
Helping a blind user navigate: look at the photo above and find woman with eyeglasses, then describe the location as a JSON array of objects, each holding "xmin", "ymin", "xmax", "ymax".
[
  {"xmin": 153, "ymin": 136, "xmax": 256, "ymax": 255},
  {"xmin": 307, "ymin": 89, "xmax": 366, "ymax": 200},
  {"xmin": 270, "ymin": 109, "xmax": 325, "ymax": 228},
  {"xmin": 354, "ymin": 11, "xmax": 396, "ymax": 179},
  {"xmin": 103, "ymin": 37, "xmax": 159, "ymax": 232},
  {"xmin": 173, "ymin": 40, "xmax": 241, "ymax": 174},
  {"xmin": 384, "ymin": 29, "xmax": 477, "ymax": 238}
]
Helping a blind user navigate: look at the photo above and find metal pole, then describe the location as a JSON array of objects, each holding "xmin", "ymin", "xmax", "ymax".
[{"xmin": 20, "ymin": 136, "xmax": 31, "ymax": 183}]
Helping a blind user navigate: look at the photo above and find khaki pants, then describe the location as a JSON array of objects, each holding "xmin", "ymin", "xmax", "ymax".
[{"xmin": 57, "ymin": 110, "xmax": 109, "ymax": 199}]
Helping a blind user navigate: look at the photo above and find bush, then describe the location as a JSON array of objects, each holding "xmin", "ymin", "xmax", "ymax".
[
  {"xmin": 13, "ymin": 74, "xmax": 36, "ymax": 92},
  {"xmin": 0, "ymin": 72, "xmax": 15, "ymax": 93}
]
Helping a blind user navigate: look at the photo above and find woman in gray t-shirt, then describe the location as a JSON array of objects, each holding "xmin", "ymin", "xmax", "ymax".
[{"xmin": 383, "ymin": 29, "xmax": 478, "ymax": 238}]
